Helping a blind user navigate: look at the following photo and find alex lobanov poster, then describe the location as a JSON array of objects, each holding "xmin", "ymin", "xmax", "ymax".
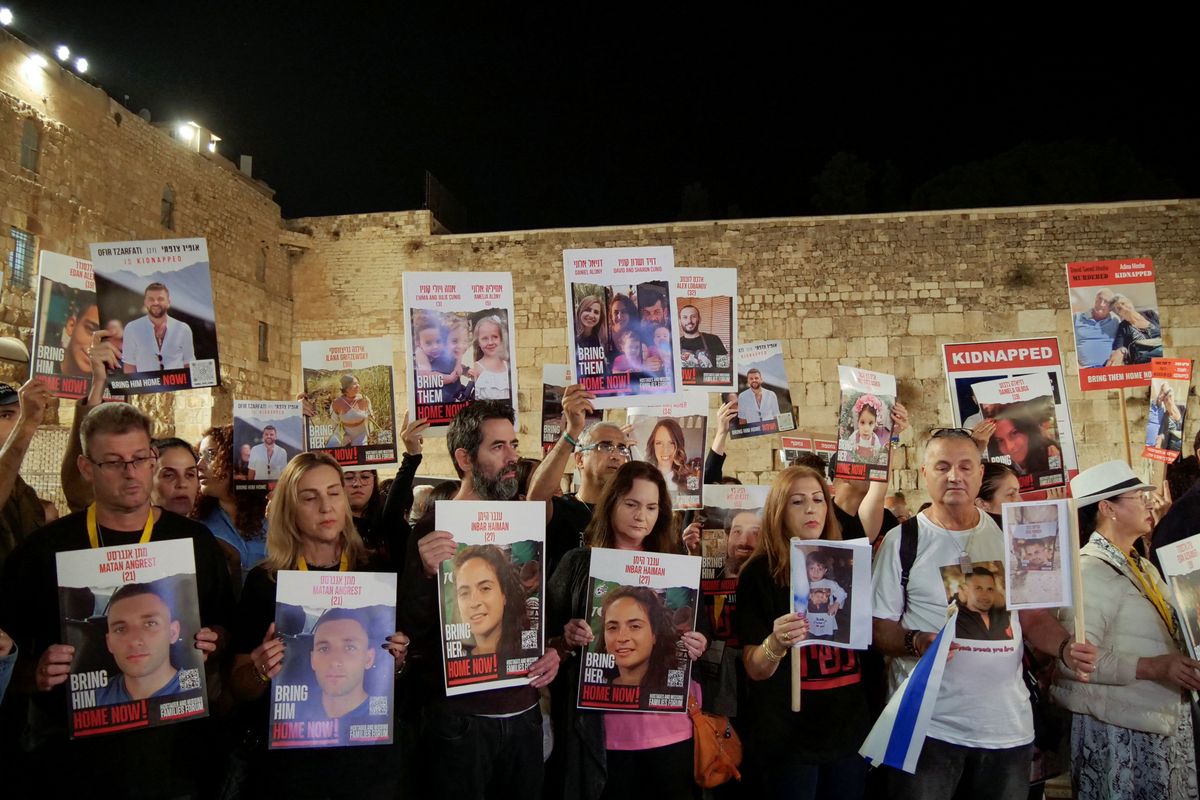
[
  {"xmin": 942, "ymin": 338, "xmax": 1079, "ymax": 499},
  {"xmin": 564, "ymin": 246, "xmax": 684, "ymax": 409},
  {"xmin": 89, "ymin": 238, "xmax": 220, "ymax": 395},
  {"xmin": 1066, "ymin": 257, "xmax": 1161, "ymax": 391},
  {"xmin": 971, "ymin": 373, "xmax": 1067, "ymax": 494},
  {"xmin": 626, "ymin": 391, "xmax": 708, "ymax": 511},
  {"xmin": 269, "ymin": 570, "xmax": 398, "ymax": 749},
  {"xmin": 232, "ymin": 400, "xmax": 304, "ymax": 492},
  {"xmin": 436, "ymin": 501, "xmax": 545, "ymax": 696},
  {"xmin": 541, "ymin": 364, "xmax": 603, "ymax": 456},
  {"xmin": 731, "ymin": 340, "xmax": 796, "ymax": 439},
  {"xmin": 31, "ymin": 250, "xmax": 104, "ymax": 400},
  {"xmin": 700, "ymin": 483, "xmax": 769, "ymax": 646},
  {"xmin": 790, "ymin": 538, "xmax": 872, "ymax": 648},
  {"xmin": 578, "ymin": 547, "xmax": 701, "ymax": 713},
  {"xmin": 1142, "ymin": 358, "xmax": 1192, "ymax": 464},
  {"xmin": 834, "ymin": 366, "xmax": 896, "ymax": 483},
  {"xmin": 673, "ymin": 267, "xmax": 736, "ymax": 392},
  {"xmin": 300, "ymin": 336, "xmax": 398, "ymax": 469},
  {"xmin": 403, "ymin": 273, "xmax": 519, "ymax": 432},
  {"xmin": 57, "ymin": 539, "xmax": 207, "ymax": 738}
]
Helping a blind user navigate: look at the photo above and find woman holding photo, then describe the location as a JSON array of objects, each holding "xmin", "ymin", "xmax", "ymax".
[
  {"xmin": 328, "ymin": 373, "xmax": 373, "ymax": 447},
  {"xmin": 548, "ymin": 461, "xmax": 707, "ymax": 800},
  {"xmin": 734, "ymin": 464, "xmax": 868, "ymax": 798},
  {"xmin": 466, "ymin": 315, "xmax": 511, "ymax": 401},
  {"xmin": 1106, "ymin": 294, "xmax": 1163, "ymax": 365},
  {"xmin": 646, "ymin": 417, "xmax": 694, "ymax": 494}
]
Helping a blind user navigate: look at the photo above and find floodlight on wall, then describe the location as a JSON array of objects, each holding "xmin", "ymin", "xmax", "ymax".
[
  {"xmin": 29, "ymin": 53, "xmax": 48, "ymax": 68},
  {"xmin": 55, "ymin": 45, "xmax": 70, "ymax": 61},
  {"xmin": 75, "ymin": 57, "xmax": 88, "ymax": 73},
  {"xmin": 0, "ymin": 8, "xmax": 13, "ymax": 26},
  {"xmin": 177, "ymin": 123, "xmax": 196, "ymax": 141}
]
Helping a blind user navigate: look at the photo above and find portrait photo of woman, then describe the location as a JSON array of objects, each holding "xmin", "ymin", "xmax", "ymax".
[
  {"xmin": 645, "ymin": 418, "xmax": 693, "ymax": 494},
  {"xmin": 574, "ymin": 294, "xmax": 607, "ymax": 350},
  {"xmin": 451, "ymin": 544, "xmax": 529, "ymax": 661},
  {"xmin": 328, "ymin": 373, "xmax": 373, "ymax": 447},
  {"xmin": 1106, "ymin": 293, "xmax": 1163, "ymax": 365},
  {"xmin": 599, "ymin": 584, "xmax": 682, "ymax": 687}
]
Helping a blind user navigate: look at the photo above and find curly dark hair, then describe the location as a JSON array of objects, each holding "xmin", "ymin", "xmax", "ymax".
[
  {"xmin": 452, "ymin": 544, "xmax": 531, "ymax": 662},
  {"xmin": 599, "ymin": 584, "xmax": 681, "ymax": 688},
  {"xmin": 195, "ymin": 424, "xmax": 267, "ymax": 541}
]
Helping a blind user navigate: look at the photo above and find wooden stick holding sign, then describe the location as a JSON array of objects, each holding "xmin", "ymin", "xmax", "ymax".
[
  {"xmin": 1067, "ymin": 497, "xmax": 1086, "ymax": 642},
  {"xmin": 791, "ymin": 646, "xmax": 802, "ymax": 712},
  {"xmin": 1117, "ymin": 388, "xmax": 1133, "ymax": 466}
]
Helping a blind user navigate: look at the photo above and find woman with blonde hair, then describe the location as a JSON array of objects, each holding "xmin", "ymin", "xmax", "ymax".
[
  {"xmin": 734, "ymin": 465, "xmax": 869, "ymax": 798},
  {"xmin": 575, "ymin": 293, "xmax": 607, "ymax": 350},
  {"xmin": 1153, "ymin": 383, "xmax": 1186, "ymax": 455}
]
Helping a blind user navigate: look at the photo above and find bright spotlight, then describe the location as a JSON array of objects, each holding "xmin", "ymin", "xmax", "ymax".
[
  {"xmin": 176, "ymin": 124, "xmax": 195, "ymax": 141},
  {"xmin": 29, "ymin": 54, "xmax": 49, "ymax": 69},
  {"xmin": 0, "ymin": 8, "xmax": 13, "ymax": 26},
  {"xmin": 75, "ymin": 57, "xmax": 88, "ymax": 73},
  {"xmin": 55, "ymin": 45, "xmax": 70, "ymax": 61}
]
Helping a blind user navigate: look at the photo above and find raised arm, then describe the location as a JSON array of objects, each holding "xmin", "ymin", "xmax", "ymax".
[{"xmin": 527, "ymin": 385, "xmax": 594, "ymax": 518}]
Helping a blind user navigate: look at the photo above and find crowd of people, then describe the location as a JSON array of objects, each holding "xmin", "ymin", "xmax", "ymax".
[{"xmin": 0, "ymin": 331, "xmax": 1198, "ymax": 800}]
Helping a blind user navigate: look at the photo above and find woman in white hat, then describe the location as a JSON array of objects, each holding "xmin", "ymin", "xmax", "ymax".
[{"xmin": 1053, "ymin": 460, "xmax": 1199, "ymax": 799}]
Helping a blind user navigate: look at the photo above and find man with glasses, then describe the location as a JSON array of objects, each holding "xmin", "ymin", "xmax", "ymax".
[
  {"xmin": 122, "ymin": 282, "xmax": 196, "ymax": 374},
  {"xmin": 0, "ymin": 402, "xmax": 234, "ymax": 798}
]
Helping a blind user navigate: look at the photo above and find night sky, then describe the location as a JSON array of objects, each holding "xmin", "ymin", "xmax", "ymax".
[{"xmin": 13, "ymin": 7, "xmax": 1198, "ymax": 232}]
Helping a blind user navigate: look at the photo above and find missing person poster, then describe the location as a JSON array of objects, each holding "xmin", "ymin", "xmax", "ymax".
[
  {"xmin": 730, "ymin": 340, "xmax": 795, "ymax": 439},
  {"xmin": 301, "ymin": 337, "xmax": 398, "ymax": 469},
  {"xmin": 402, "ymin": 273, "xmax": 519, "ymax": 430},
  {"xmin": 835, "ymin": 366, "xmax": 896, "ymax": 482},
  {"xmin": 627, "ymin": 392, "xmax": 708, "ymax": 511},
  {"xmin": 970, "ymin": 373, "xmax": 1067, "ymax": 493},
  {"xmin": 31, "ymin": 251, "xmax": 102, "ymax": 399},
  {"xmin": 1067, "ymin": 258, "xmax": 1161, "ymax": 391},
  {"xmin": 56, "ymin": 539, "xmax": 207, "ymax": 738},
  {"xmin": 1156, "ymin": 535, "xmax": 1200, "ymax": 664},
  {"xmin": 89, "ymin": 238, "xmax": 220, "ymax": 395},
  {"xmin": 269, "ymin": 570, "xmax": 398, "ymax": 749},
  {"xmin": 789, "ymin": 539, "xmax": 872, "ymax": 648},
  {"xmin": 1143, "ymin": 358, "xmax": 1193, "ymax": 464},
  {"xmin": 233, "ymin": 401, "xmax": 304, "ymax": 492},
  {"xmin": 563, "ymin": 246, "xmax": 683, "ymax": 409},
  {"xmin": 435, "ymin": 501, "xmax": 545, "ymax": 696},
  {"xmin": 700, "ymin": 484, "xmax": 769, "ymax": 645},
  {"xmin": 1002, "ymin": 500, "xmax": 1072, "ymax": 610},
  {"xmin": 578, "ymin": 547, "xmax": 701, "ymax": 713},
  {"xmin": 674, "ymin": 268, "xmax": 736, "ymax": 391},
  {"xmin": 541, "ymin": 364, "xmax": 603, "ymax": 455},
  {"xmin": 942, "ymin": 338, "xmax": 1080, "ymax": 499}
]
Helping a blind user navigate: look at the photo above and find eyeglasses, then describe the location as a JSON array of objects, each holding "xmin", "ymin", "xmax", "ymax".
[
  {"xmin": 929, "ymin": 427, "xmax": 974, "ymax": 440},
  {"xmin": 581, "ymin": 442, "xmax": 632, "ymax": 458},
  {"xmin": 89, "ymin": 455, "xmax": 158, "ymax": 474},
  {"xmin": 344, "ymin": 473, "xmax": 374, "ymax": 485},
  {"xmin": 1112, "ymin": 493, "xmax": 1154, "ymax": 508}
]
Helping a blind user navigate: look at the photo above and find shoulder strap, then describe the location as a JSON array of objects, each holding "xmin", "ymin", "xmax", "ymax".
[{"xmin": 899, "ymin": 516, "xmax": 920, "ymax": 615}]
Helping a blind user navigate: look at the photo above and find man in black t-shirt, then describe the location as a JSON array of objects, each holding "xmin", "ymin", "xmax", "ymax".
[
  {"xmin": 0, "ymin": 402, "xmax": 234, "ymax": 799},
  {"xmin": 678, "ymin": 304, "xmax": 728, "ymax": 370}
]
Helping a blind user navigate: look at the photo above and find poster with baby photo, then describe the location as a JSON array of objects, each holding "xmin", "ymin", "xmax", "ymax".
[
  {"xmin": 541, "ymin": 364, "xmax": 603, "ymax": 456},
  {"xmin": 834, "ymin": 366, "xmax": 896, "ymax": 482},
  {"xmin": 436, "ymin": 501, "xmax": 545, "ymax": 697},
  {"xmin": 789, "ymin": 539, "xmax": 872, "ymax": 649},
  {"xmin": 700, "ymin": 484, "xmax": 769, "ymax": 646},
  {"xmin": 939, "ymin": 560, "xmax": 1014, "ymax": 642},
  {"xmin": 1142, "ymin": 358, "xmax": 1192, "ymax": 464},
  {"xmin": 1156, "ymin": 535, "xmax": 1200, "ymax": 664},
  {"xmin": 56, "ymin": 539, "xmax": 207, "ymax": 739},
  {"xmin": 1066, "ymin": 258, "xmax": 1160, "ymax": 391},
  {"xmin": 32, "ymin": 250, "xmax": 105, "ymax": 400},
  {"xmin": 730, "ymin": 340, "xmax": 796, "ymax": 439},
  {"xmin": 232, "ymin": 400, "xmax": 304, "ymax": 492},
  {"xmin": 301, "ymin": 337, "xmax": 398, "ymax": 469},
  {"xmin": 578, "ymin": 547, "xmax": 701, "ymax": 713},
  {"xmin": 402, "ymin": 273, "xmax": 518, "ymax": 432},
  {"xmin": 563, "ymin": 246, "xmax": 684, "ymax": 409},
  {"xmin": 1002, "ymin": 499, "xmax": 1072, "ymax": 610},
  {"xmin": 269, "ymin": 570, "xmax": 398, "ymax": 749},
  {"xmin": 627, "ymin": 391, "xmax": 708, "ymax": 511},
  {"xmin": 674, "ymin": 268, "xmax": 736, "ymax": 392},
  {"xmin": 971, "ymin": 373, "xmax": 1067, "ymax": 494}
]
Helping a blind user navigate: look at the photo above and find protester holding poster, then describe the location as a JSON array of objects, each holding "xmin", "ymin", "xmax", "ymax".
[
  {"xmin": 627, "ymin": 392, "xmax": 707, "ymax": 510},
  {"xmin": 1002, "ymin": 500, "xmax": 1072, "ymax": 610},
  {"xmin": 0, "ymin": 402, "xmax": 234, "ymax": 798},
  {"xmin": 674, "ymin": 268, "xmax": 736, "ymax": 391},
  {"xmin": 1143, "ymin": 359, "xmax": 1193, "ymax": 464},
  {"xmin": 835, "ymin": 366, "xmax": 896, "ymax": 482},
  {"xmin": 1066, "ymin": 258, "xmax": 1161, "ymax": 389},
  {"xmin": 969, "ymin": 373, "xmax": 1067, "ymax": 493},
  {"xmin": 540, "ymin": 365, "xmax": 602, "ymax": 456},
  {"xmin": 301, "ymin": 336, "xmax": 397, "ymax": 468},
  {"xmin": 32, "ymin": 251, "xmax": 103, "ymax": 399},
  {"xmin": 231, "ymin": 452, "xmax": 408, "ymax": 794},
  {"xmin": 90, "ymin": 238, "xmax": 220, "ymax": 395},
  {"xmin": 732, "ymin": 340, "xmax": 796, "ymax": 439},
  {"xmin": 1054, "ymin": 461, "xmax": 1198, "ymax": 799},
  {"xmin": 789, "ymin": 538, "xmax": 872, "ymax": 647},
  {"xmin": 233, "ymin": 400, "xmax": 303, "ymax": 491}
]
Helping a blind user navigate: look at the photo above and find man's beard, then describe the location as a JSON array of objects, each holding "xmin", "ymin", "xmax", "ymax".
[
  {"xmin": 148, "ymin": 307, "xmax": 167, "ymax": 319},
  {"xmin": 471, "ymin": 459, "xmax": 518, "ymax": 500}
]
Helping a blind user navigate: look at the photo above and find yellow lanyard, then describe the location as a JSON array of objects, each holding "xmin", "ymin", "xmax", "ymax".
[
  {"xmin": 297, "ymin": 551, "xmax": 349, "ymax": 571},
  {"xmin": 1125, "ymin": 552, "xmax": 1176, "ymax": 637},
  {"xmin": 86, "ymin": 503, "xmax": 154, "ymax": 549}
]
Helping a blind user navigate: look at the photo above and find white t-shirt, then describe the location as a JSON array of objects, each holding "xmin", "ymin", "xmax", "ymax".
[
  {"xmin": 736, "ymin": 387, "xmax": 780, "ymax": 423},
  {"xmin": 872, "ymin": 510, "xmax": 1032, "ymax": 749}
]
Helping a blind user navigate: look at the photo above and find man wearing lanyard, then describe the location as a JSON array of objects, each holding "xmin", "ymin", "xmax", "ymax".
[{"xmin": 0, "ymin": 402, "xmax": 234, "ymax": 798}]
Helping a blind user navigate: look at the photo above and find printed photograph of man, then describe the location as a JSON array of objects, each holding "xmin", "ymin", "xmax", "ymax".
[
  {"xmin": 1017, "ymin": 538, "xmax": 1057, "ymax": 571},
  {"xmin": 1072, "ymin": 288, "xmax": 1119, "ymax": 369},
  {"xmin": 952, "ymin": 565, "xmax": 1013, "ymax": 641},
  {"xmin": 678, "ymin": 304, "xmax": 728, "ymax": 370},
  {"xmin": 737, "ymin": 368, "xmax": 780, "ymax": 425},
  {"xmin": 123, "ymin": 282, "xmax": 196, "ymax": 373},
  {"xmin": 307, "ymin": 608, "xmax": 376, "ymax": 720},
  {"xmin": 247, "ymin": 425, "xmax": 289, "ymax": 481},
  {"xmin": 721, "ymin": 508, "xmax": 762, "ymax": 579},
  {"xmin": 95, "ymin": 583, "xmax": 183, "ymax": 703},
  {"xmin": 59, "ymin": 298, "xmax": 100, "ymax": 377}
]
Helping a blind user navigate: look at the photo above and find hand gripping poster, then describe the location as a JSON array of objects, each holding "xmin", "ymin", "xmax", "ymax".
[
  {"xmin": 31, "ymin": 251, "xmax": 103, "ymax": 399},
  {"xmin": 1001, "ymin": 500, "xmax": 1073, "ymax": 610},
  {"xmin": 834, "ymin": 366, "xmax": 897, "ymax": 482},
  {"xmin": 436, "ymin": 501, "xmax": 545, "ymax": 695},
  {"xmin": 789, "ymin": 539, "xmax": 872, "ymax": 648},
  {"xmin": 578, "ymin": 547, "xmax": 701, "ymax": 713},
  {"xmin": 269, "ymin": 571, "xmax": 398, "ymax": 749},
  {"xmin": 700, "ymin": 484, "xmax": 769, "ymax": 645},
  {"xmin": 1143, "ymin": 358, "xmax": 1193, "ymax": 464},
  {"xmin": 970, "ymin": 373, "xmax": 1067, "ymax": 493},
  {"xmin": 942, "ymin": 338, "xmax": 1079, "ymax": 499},
  {"xmin": 541, "ymin": 364, "xmax": 603, "ymax": 456},
  {"xmin": 89, "ymin": 238, "xmax": 220, "ymax": 395},
  {"xmin": 233, "ymin": 400, "xmax": 304, "ymax": 492},
  {"xmin": 674, "ymin": 268, "xmax": 736, "ymax": 391},
  {"xmin": 402, "ymin": 273, "xmax": 519, "ymax": 430},
  {"xmin": 301, "ymin": 337, "xmax": 398, "ymax": 468},
  {"xmin": 56, "ymin": 539, "xmax": 207, "ymax": 738},
  {"xmin": 730, "ymin": 340, "xmax": 796, "ymax": 439},
  {"xmin": 1157, "ymin": 535, "xmax": 1200, "ymax": 664},
  {"xmin": 627, "ymin": 392, "xmax": 708, "ymax": 511},
  {"xmin": 1066, "ymin": 257, "xmax": 1161, "ymax": 391},
  {"xmin": 563, "ymin": 246, "xmax": 683, "ymax": 408}
]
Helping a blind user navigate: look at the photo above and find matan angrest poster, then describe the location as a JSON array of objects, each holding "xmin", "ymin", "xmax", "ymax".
[
  {"xmin": 301, "ymin": 336, "xmax": 398, "ymax": 468},
  {"xmin": 56, "ymin": 539, "xmax": 208, "ymax": 738}
]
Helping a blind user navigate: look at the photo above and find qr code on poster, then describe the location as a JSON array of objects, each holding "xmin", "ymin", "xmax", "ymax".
[
  {"xmin": 189, "ymin": 359, "xmax": 218, "ymax": 388},
  {"xmin": 369, "ymin": 696, "xmax": 388, "ymax": 715},
  {"xmin": 179, "ymin": 668, "xmax": 201, "ymax": 690},
  {"xmin": 521, "ymin": 630, "xmax": 538, "ymax": 649},
  {"xmin": 666, "ymin": 669, "xmax": 684, "ymax": 688}
]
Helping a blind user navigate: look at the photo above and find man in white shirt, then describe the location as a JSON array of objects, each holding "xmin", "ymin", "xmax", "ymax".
[
  {"xmin": 736, "ymin": 368, "xmax": 780, "ymax": 425},
  {"xmin": 247, "ymin": 425, "xmax": 288, "ymax": 480},
  {"xmin": 122, "ymin": 283, "xmax": 196, "ymax": 373},
  {"xmin": 871, "ymin": 428, "xmax": 1097, "ymax": 799}
]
